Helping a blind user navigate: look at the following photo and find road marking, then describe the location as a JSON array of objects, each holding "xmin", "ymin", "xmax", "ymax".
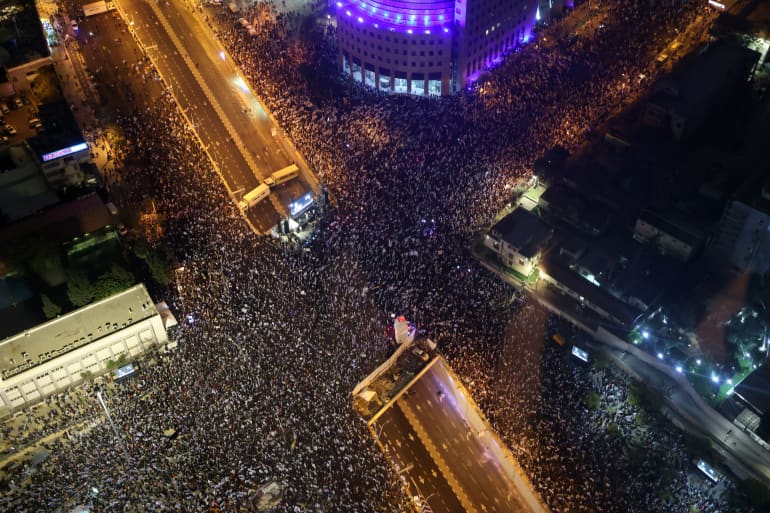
[
  {"xmin": 399, "ymin": 399, "xmax": 478, "ymax": 513},
  {"xmin": 112, "ymin": 0, "xmax": 265, "ymax": 234}
]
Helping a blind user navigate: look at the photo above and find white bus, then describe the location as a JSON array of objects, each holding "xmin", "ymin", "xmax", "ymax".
[
  {"xmin": 238, "ymin": 183, "xmax": 270, "ymax": 211},
  {"xmin": 265, "ymin": 164, "xmax": 299, "ymax": 187}
]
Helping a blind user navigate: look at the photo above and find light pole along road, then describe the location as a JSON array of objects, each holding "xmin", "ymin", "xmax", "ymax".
[{"xmin": 113, "ymin": 0, "xmax": 315, "ymax": 233}]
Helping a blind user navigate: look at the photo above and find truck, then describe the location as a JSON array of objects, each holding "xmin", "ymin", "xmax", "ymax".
[
  {"xmin": 238, "ymin": 183, "xmax": 270, "ymax": 211},
  {"xmin": 265, "ymin": 164, "xmax": 299, "ymax": 187}
]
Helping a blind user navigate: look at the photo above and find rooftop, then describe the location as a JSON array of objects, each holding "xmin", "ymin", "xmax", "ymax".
[
  {"xmin": 734, "ymin": 363, "xmax": 770, "ymax": 416},
  {"xmin": 0, "ymin": 145, "xmax": 59, "ymax": 221},
  {"xmin": 540, "ymin": 254, "xmax": 643, "ymax": 328},
  {"xmin": 26, "ymin": 102, "xmax": 87, "ymax": 162},
  {"xmin": 637, "ymin": 209, "xmax": 705, "ymax": 247},
  {"xmin": 0, "ymin": 193, "xmax": 113, "ymax": 244},
  {"xmin": 0, "ymin": 1, "xmax": 50, "ymax": 69},
  {"xmin": 0, "ymin": 284, "xmax": 157, "ymax": 379},
  {"xmin": 649, "ymin": 40, "xmax": 760, "ymax": 121},
  {"xmin": 490, "ymin": 208, "xmax": 553, "ymax": 258}
]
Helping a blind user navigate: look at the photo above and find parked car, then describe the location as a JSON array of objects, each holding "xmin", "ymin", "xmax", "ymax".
[
  {"xmin": 0, "ymin": 103, "xmax": 9, "ymax": 114},
  {"xmin": 4, "ymin": 124, "xmax": 16, "ymax": 135},
  {"xmin": 13, "ymin": 97, "xmax": 22, "ymax": 109}
]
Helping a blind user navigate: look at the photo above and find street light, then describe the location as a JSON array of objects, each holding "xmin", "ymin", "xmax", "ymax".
[
  {"xmin": 175, "ymin": 266, "xmax": 186, "ymax": 311},
  {"xmin": 94, "ymin": 384, "xmax": 131, "ymax": 464}
]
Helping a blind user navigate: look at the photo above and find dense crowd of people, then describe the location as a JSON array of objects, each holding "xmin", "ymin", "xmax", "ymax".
[{"xmin": 3, "ymin": 0, "xmax": 754, "ymax": 512}]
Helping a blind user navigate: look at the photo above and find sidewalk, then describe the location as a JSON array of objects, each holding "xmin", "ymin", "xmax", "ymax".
[{"xmin": 35, "ymin": 0, "xmax": 117, "ymax": 178}]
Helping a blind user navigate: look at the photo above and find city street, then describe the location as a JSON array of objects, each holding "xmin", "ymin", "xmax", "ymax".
[
  {"xmin": 112, "ymin": 0, "xmax": 315, "ymax": 232},
  {"xmin": 375, "ymin": 405, "xmax": 465, "ymax": 513},
  {"xmin": 5, "ymin": 0, "xmax": 767, "ymax": 511},
  {"xmin": 373, "ymin": 358, "xmax": 547, "ymax": 513}
]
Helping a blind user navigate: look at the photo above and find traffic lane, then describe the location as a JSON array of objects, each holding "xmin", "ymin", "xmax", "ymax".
[
  {"xmin": 160, "ymin": 0, "xmax": 291, "ymax": 173},
  {"xmin": 79, "ymin": 14, "xmax": 155, "ymax": 110},
  {"xmin": 125, "ymin": 0, "xmax": 259, "ymax": 192},
  {"xmin": 376, "ymin": 405, "xmax": 466, "ymax": 513},
  {"xmin": 141, "ymin": 0, "xmax": 309, "ymax": 226},
  {"xmin": 118, "ymin": 0, "xmax": 286, "ymax": 233},
  {"xmin": 609, "ymin": 347, "xmax": 770, "ymax": 481},
  {"xmin": 159, "ymin": 0, "xmax": 317, "ymax": 204},
  {"xmin": 411, "ymin": 368, "xmax": 529, "ymax": 512},
  {"xmin": 157, "ymin": 2, "xmax": 291, "ymax": 178},
  {"xmin": 157, "ymin": 11, "xmax": 282, "ymax": 180},
  {"xmin": 405, "ymin": 367, "xmax": 529, "ymax": 512},
  {"xmin": 245, "ymin": 199, "xmax": 279, "ymax": 233}
]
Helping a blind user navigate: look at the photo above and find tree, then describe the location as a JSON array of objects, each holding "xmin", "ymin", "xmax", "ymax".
[
  {"xmin": 742, "ymin": 478, "xmax": 770, "ymax": 509},
  {"xmin": 146, "ymin": 252, "xmax": 171, "ymax": 286},
  {"xmin": 40, "ymin": 293, "xmax": 61, "ymax": 319},
  {"xmin": 683, "ymin": 433, "xmax": 711, "ymax": 458},
  {"xmin": 132, "ymin": 238, "xmax": 172, "ymax": 286},
  {"xmin": 30, "ymin": 65, "xmax": 62, "ymax": 104},
  {"xmin": 627, "ymin": 385, "xmax": 641, "ymax": 407},
  {"xmin": 131, "ymin": 238, "xmax": 151, "ymax": 260},
  {"xmin": 93, "ymin": 264, "xmax": 135, "ymax": 300},
  {"xmin": 1, "ymin": 235, "xmax": 64, "ymax": 286},
  {"xmin": 585, "ymin": 391, "xmax": 601, "ymax": 410},
  {"xmin": 66, "ymin": 269, "xmax": 94, "ymax": 307}
]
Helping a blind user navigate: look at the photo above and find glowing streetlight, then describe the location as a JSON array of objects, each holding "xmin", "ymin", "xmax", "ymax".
[{"xmin": 94, "ymin": 384, "xmax": 131, "ymax": 464}]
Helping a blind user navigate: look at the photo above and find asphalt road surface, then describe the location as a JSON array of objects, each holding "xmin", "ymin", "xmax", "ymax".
[
  {"xmin": 373, "ymin": 358, "xmax": 545, "ymax": 513},
  {"xmin": 112, "ymin": 0, "xmax": 311, "ymax": 232},
  {"xmin": 377, "ymin": 405, "xmax": 466, "ymax": 513}
]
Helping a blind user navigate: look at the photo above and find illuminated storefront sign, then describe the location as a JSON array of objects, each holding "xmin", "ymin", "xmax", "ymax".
[{"xmin": 42, "ymin": 142, "xmax": 89, "ymax": 162}]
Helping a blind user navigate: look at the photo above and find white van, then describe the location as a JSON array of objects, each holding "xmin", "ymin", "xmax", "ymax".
[{"xmin": 238, "ymin": 183, "xmax": 270, "ymax": 211}]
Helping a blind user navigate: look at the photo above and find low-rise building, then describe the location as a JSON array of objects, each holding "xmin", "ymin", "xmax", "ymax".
[
  {"xmin": 538, "ymin": 183, "xmax": 611, "ymax": 237},
  {"xmin": 730, "ymin": 363, "xmax": 770, "ymax": 444},
  {"xmin": 0, "ymin": 284, "xmax": 169, "ymax": 416},
  {"xmin": 26, "ymin": 102, "xmax": 93, "ymax": 187},
  {"xmin": 708, "ymin": 176, "xmax": 770, "ymax": 274},
  {"xmin": 633, "ymin": 209, "xmax": 705, "ymax": 261},
  {"xmin": 539, "ymin": 255, "xmax": 643, "ymax": 329},
  {"xmin": 0, "ymin": 144, "xmax": 59, "ymax": 222},
  {"xmin": 642, "ymin": 40, "xmax": 760, "ymax": 141},
  {"xmin": 484, "ymin": 208, "xmax": 553, "ymax": 276}
]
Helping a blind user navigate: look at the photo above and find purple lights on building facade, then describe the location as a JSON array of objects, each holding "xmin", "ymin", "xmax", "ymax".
[
  {"xmin": 334, "ymin": 0, "xmax": 541, "ymax": 95},
  {"xmin": 335, "ymin": 0, "xmax": 455, "ymax": 34}
]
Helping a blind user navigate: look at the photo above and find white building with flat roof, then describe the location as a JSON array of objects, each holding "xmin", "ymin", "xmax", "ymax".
[{"xmin": 0, "ymin": 284, "xmax": 168, "ymax": 417}]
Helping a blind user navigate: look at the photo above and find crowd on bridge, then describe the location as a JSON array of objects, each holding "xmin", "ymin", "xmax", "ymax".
[{"xmin": 2, "ymin": 0, "xmax": 754, "ymax": 512}]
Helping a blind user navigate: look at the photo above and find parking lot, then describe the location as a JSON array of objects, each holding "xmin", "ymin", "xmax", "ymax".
[{"xmin": 0, "ymin": 96, "xmax": 42, "ymax": 145}]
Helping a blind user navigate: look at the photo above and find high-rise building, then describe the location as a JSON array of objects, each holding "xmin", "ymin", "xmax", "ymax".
[{"xmin": 333, "ymin": 0, "xmax": 545, "ymax": 95}]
